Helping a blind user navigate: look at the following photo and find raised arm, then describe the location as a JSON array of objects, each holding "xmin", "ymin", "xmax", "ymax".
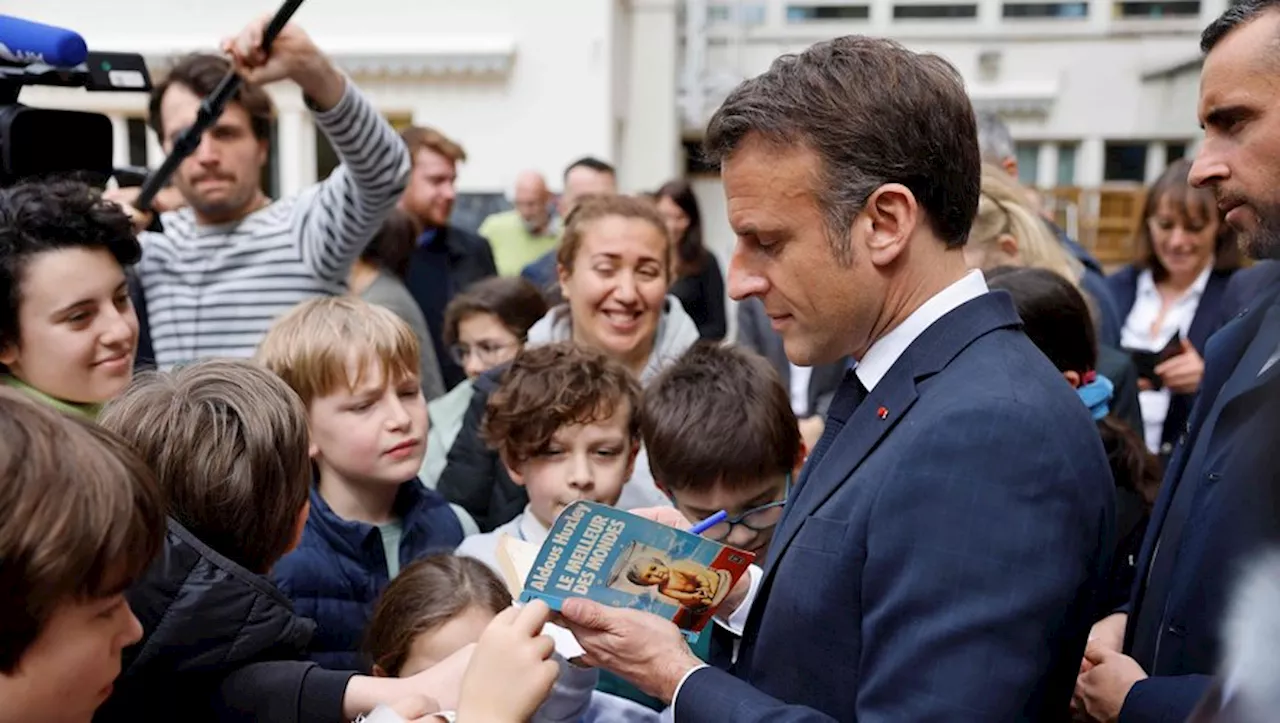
[
  {"xmin": 220, "ymin": 19, "xmax": 411, "ymax": 283},
  {"xmin": 294, "ymin": 81, "xmax": 411, "ymax": 282}
]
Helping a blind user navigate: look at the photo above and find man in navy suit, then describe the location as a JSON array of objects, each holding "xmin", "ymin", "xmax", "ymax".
[
  {"xmin": 1074, "ymin": 3, "xmax": 1280, "ymax": 721},
  {"xmin": 560, "ymin": 36, "xmax": 1115, "ymax": 721}
]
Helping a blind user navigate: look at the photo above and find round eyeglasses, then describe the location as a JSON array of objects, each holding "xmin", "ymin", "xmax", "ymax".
[{"xmin": 697, "ymin": 474, "xmax": 792, "ymax": 543}]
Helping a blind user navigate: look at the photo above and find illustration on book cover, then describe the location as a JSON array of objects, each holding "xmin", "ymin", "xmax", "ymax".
[{"xmin": 519, "ymin": 501, "xmax": 754, "ymax": 636}]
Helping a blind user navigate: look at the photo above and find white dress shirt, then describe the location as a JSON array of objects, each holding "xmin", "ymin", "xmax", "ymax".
[
  {"xmin": 672, "ymin": 269, "xmax": 990, "ymax": 707},
  {"xmin": 1119, "ymin": 265, "xmax": 1212, "ymax": 453},
  {"xmin": 788, "ymin": 363, "xmax": 814, "ymax": 417}
]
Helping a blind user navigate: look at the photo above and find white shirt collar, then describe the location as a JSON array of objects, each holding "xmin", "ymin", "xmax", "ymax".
[
  {"xmin": 854, "ymin": 269, "xmax": 989, "ymax": 392},
  {"xmin": 519, "ymin": 504, "xmax": 551, "ymax": 545},
  {"xmin": 1136, "ymin": 262, "xmax": 1214, "ymax": 300}
]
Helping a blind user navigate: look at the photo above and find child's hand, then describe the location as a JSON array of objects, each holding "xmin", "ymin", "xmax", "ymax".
[{"xmin": 457, "ymin": 602, "xmax": 560, "ymax": 723}]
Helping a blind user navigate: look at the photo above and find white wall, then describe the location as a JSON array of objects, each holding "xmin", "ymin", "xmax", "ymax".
[{"xmin": 11, "ymin": 0, "xmax": 624, "ymax": 194}]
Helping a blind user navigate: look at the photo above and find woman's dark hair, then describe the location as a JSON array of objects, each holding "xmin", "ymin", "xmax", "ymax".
[
  {"xmin": 1133, "ymin": 159, "xmax": 1237, "ymax": 282},
  {"xmin": 986, "ymin": 266, "xmax": 1162, "ymax": 505},
  {"xmin": 656, "ymin": 179, "xmax": 707, "ymax": 275},
  {"xmin": 0, "ymin": 178, "xmax": 141, "ymax": 355},
  {"xmin": 442, "ymin": 276, "xmax": 550, "ymax": 346},
  {"xmin": 364, "ymin": 554, "xmax": 512, "ymax": 676},
  {"xmin": 362, "ymin": 208, "xmax": 421, "ymax": 279}
]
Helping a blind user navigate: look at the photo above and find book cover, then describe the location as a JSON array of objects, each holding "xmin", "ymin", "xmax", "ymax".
[{"xmin": 516, "ymin": 501, "xmax": 755, "ymax": 642}]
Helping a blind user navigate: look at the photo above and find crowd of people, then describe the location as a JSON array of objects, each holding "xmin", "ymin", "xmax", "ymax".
[{"xmin": 3, "ymin": 1, "xmax": 1280, "ymax": 722}]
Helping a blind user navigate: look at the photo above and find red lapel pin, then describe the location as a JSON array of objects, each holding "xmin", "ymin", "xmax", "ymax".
[{"xmin": 877, "ymin": 406, "xmax": 889, "ymax": 420}]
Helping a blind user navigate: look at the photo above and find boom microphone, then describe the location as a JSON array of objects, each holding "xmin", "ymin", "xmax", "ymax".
[{"xmin": 0, "ymin": 16, "xmax": 88, "ymax": 68}]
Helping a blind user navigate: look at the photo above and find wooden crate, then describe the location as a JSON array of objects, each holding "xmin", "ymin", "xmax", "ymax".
[{"xmin": 1041, "ymin": 185, "xmax": 1147, "ymax": 269}]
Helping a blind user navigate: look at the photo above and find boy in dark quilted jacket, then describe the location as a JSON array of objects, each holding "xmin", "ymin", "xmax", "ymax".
[
  {"xmin": 257, "ymin": 297, "xmax": 468, "ymax": 672},
  {"xmin": 95, "ymin": 359, "xmax": 469, "ymax": 723}
]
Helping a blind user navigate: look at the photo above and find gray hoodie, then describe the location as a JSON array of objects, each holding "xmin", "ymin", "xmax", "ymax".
[{"xmin": 524, "ymin": 295, "xmax": 701, "ymax": 509}]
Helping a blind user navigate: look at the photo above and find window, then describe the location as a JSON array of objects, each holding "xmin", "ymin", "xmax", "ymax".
[
  {"xmin": 1002, "ymin": 1, "xmax": 1088, "ymax": 17},
  {"xmin": 126, "ymin": 118, "xmax": 149, "ymax": 168},
  {"xmin": 1114, "ymin": 0, "xmax": 1200, "ymax": 17},
  {"xmin": 893, "ymin": 3, "xmax": 978, "ymax": 18},
  {"xmin": 1104, "ymin": 142, "xmax": 1147, "ymax": 183},
  {"xmin": 316, "ymin": 113, "xmax": 412, "ymax": 181},
  {"xmin": 710, "ymin": 2, "xmax": 767, "ymax": 24},
  {"xmin": 1166, "ymin": 142, "xmax": 1188, "ymax": 162},
  {"xmin": 1015, "ymin": 143, "xmax": 1039, "ymax": 187},
  {"xmin": 786, "ymin": 4, "xmax": 871, "ymax": 21},
  {"xmin": 1057, "ymin": 143, "xmax": 1078, "ymax": 186}
]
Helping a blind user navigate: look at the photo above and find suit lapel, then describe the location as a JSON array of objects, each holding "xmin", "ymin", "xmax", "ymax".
[
  {"xmin": 759, "ymin": 292, "xmax": 1023, "ymax": 583},
  {"xmin": 1214, "ymin": 298, "xmax": 1280, "ymax": 412}
]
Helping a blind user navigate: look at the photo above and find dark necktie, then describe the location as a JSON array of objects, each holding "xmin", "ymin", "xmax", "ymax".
[{"xmin": 805, "ymin": 369, "xmax": 868, "ymax": 470}]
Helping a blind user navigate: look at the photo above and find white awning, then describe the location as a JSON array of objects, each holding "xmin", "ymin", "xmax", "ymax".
[
  {"xmin": 90, "ymin": 35, "xmax": 517, "ymax": 79},
  {"xmin": 969, "ymin": 82, "xmax": 1059, "ymax": 117}
]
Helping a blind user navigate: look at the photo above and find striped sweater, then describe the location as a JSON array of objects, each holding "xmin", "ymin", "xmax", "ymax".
[{"xmin": 137, "ymin": 80, "xmax": 410, "ymax": 368}]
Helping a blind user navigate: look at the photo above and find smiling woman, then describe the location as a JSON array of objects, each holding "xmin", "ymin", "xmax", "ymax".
[
  {"xmin": 0, "ymin": 178, "xmax": 142, "ymax": 418},
  {"xmin": 437, "ymin": 195, "xmax": 703, "ymax": 530}
]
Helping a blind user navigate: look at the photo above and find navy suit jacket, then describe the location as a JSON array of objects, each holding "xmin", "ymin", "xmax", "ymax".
[
  {"xmin": 1119, "ymin": 280, "xmax": 1280, "ymax": 723},
  {"xmin": 676, "ymin": 291, "xmax": 1115, "ymax": 722},
  {"xmin": 1218, "ymin": 260, "xmax": 1280, "ymax": 324},
  {"xmin": 1106, "ymin": 266, "xmax": 1234, "ymax": 456},
  {"xmin": 520, "ymin": 250, "xmax": 562, "ymax": 305}
]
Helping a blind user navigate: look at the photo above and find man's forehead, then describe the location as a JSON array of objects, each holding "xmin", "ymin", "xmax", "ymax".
[{"xmin": 161, "ymin": 86, "xmax": 252, "ymax": 129}]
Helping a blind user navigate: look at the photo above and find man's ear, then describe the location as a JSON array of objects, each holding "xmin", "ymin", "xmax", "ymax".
[
  {"xmin": 0, "ymin": 340, "xmax": 17, "ymax": 367},
  {"xmin": 256, "ymin": 137, "xmax": 270, "ymax": 170},
  {"xmin": 862, "ymin": 183, "xmax": 919, "ymax": 268}
]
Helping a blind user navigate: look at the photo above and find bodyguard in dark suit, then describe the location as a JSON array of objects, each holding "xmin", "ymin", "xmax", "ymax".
[
  {"xmin": 1074, "ymin": 5, "xmax": 1280, "ymax": 721},
  {"xmin": 1218, "ymin": 259, "xmax": 1280, "ymax": 322},
  {"xmin": 559, "ymin": 36, "xmax": 1115, "ymax": 722}
]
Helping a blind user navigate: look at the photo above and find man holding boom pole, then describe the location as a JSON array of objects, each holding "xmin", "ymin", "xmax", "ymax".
[{"xmin": 109, "ymin": 14, "xmax": 410, "ymax": 368}]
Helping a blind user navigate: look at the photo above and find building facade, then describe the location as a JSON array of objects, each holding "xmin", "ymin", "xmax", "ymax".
[{"xmin": 15, "ymin": 0, "xmax": 1220, "ymax": 310}]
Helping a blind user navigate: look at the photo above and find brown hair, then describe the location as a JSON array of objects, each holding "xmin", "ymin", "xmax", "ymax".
[
  {"xmin": 363, "ymin": 208, "xmax": 422, "ymax": 280},
  {"xmin": 655, "ymin": 179, "xmax": 708, "ymax": 276},
  {"xmin": 149, "ymin": 53, "xmax": 274, "ymax": 142},
  {"xmin": 443, "ymin": 277, "xmax": 550, "ymax": 346},
  {"xmin": 1133, "ymin": 159, "xmax": 1234, "ymax": 282},
  {"xmin": 0, "ymin": 389, "xmax": 164, "ymax": 672},
  {"xmin": 256, "ymin": 296, "xmax": 421, "ymax": 408},
  {"xmin": 482, "ymin": 342, "xmax": 642, "ymax": 468},
  {"xmin": 556, "ymin": 194, "xmax": 673, "ymax": 280},
  {"xmin": 401, "ymin": 126, "xmax": 468, "ymax": 164},
  {"xmin": 642, "ymin": 342, "xmax": 800, "ymax": 493},
  {"xmin": 703, "ymin": 36, "xmax": 980, "ymax": 259},
  {"xmin": 99, "ymin": 359, "xmax": 311, "ymax": 575},
  {"xmin": 364, "ymin": 554, "xmax": 511, "ymax": 676}
]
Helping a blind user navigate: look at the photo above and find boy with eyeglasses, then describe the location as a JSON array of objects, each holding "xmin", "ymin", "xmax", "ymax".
[
  {"xmin": 638, "ymin": 341, "xmax": 804, "ymax": 682},
  {"xmin": 642, "ymin": 342, "xmax": 803, "ymax": 561}
]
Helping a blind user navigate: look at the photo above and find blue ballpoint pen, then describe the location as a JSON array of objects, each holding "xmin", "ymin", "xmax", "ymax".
[{"xmin": 688, "ymin": 510, "xmax": 728, "ymax": 536}]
